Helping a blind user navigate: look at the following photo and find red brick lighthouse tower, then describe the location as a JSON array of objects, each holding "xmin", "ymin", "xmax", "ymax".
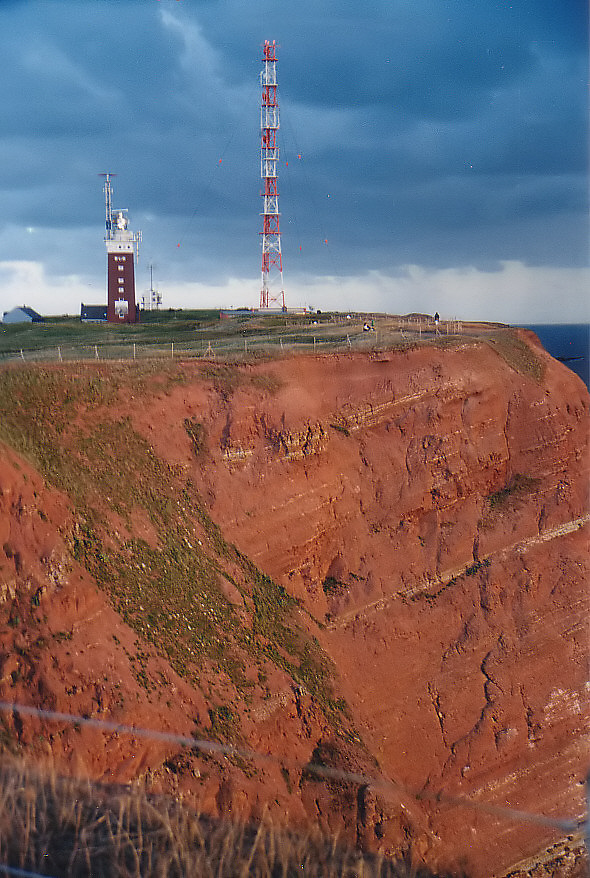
[{"xmin": 101, "ymin": 174, "xmax": 141, "ymax": 323}]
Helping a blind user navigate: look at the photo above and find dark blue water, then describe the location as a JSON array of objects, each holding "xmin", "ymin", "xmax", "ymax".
[{"xmin": 525, "ymin": 324, "xmax": 589, "ymax": 390}]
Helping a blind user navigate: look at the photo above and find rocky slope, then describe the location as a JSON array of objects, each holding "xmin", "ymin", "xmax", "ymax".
[{"xmin": 0, "ymin": 328, "xmax": 587, "ymax": 876}]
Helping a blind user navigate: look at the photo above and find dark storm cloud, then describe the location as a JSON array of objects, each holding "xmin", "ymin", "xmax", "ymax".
[
  {"xmin": 200, "ymin": 0, "xmax": 584, "ymax": 117},
  {"xmin": 0, "ymin": 0, "xmax": 586, "ymax": 299}
]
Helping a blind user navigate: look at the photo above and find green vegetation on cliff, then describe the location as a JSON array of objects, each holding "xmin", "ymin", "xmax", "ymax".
[{"xmin": 0, "ymin": 363, "xmax": 344, "ymax": 742}]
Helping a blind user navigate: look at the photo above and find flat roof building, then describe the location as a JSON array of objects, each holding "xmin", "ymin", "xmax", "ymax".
[{"xmin": 81, "ymin": 304, "xmax": 108, "ymax": 323}]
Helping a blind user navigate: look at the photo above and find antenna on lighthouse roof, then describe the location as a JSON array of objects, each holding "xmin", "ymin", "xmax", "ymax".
[{"xmin": 99, "ymin": 173, "xmax": 117, "ymax": 239}]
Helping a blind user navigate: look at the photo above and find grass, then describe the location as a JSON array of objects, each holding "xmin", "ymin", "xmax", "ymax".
[
  {"xmin": 0, "ymin": 312, "xmax": 221, "ymax": 356},
  {"xmin": 183, "ymin": 417, "xmax": 206, "ymax": 458},
  {"xmin": 207, "ymin": 705, "xmax": 241, "ymax": 743},
  {"xmin": 329, "ymin": 423, "xmax": 351, "ymax": 437},
  {"xmin": 322, "ymin": 576, "xmax": 348, "ymax": 596},
  {"xmin": 1, "ymin": 312, "xmax": 509, "ymax": 365},
  {"xmin": 201, "ymin": 363, "xmax": 243, "ymax": 399},
  {"xmin": 484, "ymin": 331, "xmax": 545, "ymax": 382},
  {"xmin": 0, "ymin": 756, "xmax": 464, "ymax": 877},
  {"xmin": 0, "ymin": 362, "xmax": 347, "ymax": 744},
  {"xmin": 249, "ymin": 371, "xmax": 284, "ymax": 395},
  {"xmin": 487, "ymin": 474, "xmax": 542, "ymax": 512}
]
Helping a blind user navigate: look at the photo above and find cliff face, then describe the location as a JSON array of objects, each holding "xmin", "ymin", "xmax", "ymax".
[
  {"xmin": 0, "ymin": 330, "xmax": 587, "ymax": 877},
  {"xmin": 167, "ymin": 332, "xmax": 588, "ymax": 877}
]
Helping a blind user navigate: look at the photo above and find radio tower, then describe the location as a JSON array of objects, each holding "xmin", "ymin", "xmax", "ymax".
[{"xmin": 259, "ymin": 40, "xmax": 285, "ymax": 310}]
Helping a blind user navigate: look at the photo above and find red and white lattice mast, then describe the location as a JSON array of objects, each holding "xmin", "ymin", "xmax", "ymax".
[{"xmin": 259, "ymin": 40, "xmax": 285, "ymax": 310}]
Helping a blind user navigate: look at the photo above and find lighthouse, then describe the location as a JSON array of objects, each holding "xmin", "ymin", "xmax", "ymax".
[{"xmin": 101, "ymin": 174, "xmax": 141, "ymax": 323}]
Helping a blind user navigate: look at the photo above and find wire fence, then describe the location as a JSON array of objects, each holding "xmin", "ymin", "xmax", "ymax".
[
  {"xmin": 0, "ymin": 866, "xmax": 51, "ymax": 878},
  {"xmin": 0, "ymin": 699, "xmax": 586, "ymax": 877},
  {"xmin": 0, "ymin": 319, "xmax": 469, "ymax": 366},
  {"xmin": 0, "ymin": 700, "xmax": 585, "ymax": 841}
]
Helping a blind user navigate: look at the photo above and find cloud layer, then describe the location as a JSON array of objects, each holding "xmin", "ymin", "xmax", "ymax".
[{"xmin": 0, "ymin": 0, "xmax": 587, "ymax": 321}]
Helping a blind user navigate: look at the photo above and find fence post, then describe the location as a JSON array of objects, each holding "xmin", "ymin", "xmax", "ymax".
[
  {"xmin": 313, "ymin": 336, "xmax": 316, "ymax": 352},
  {"xmin": 57, "ymin": 347, "xmax": 62, "ymax": 362},
  {"xmin": 95, "ymin": 345, "xmax": 99, "ymax": 360},
  {"xmin": 280, "ymin": 338, "xmax": 283, "ymax": 351},
  {"xmin": 132, "ymin": 343, "xmax": 136, "ymax": 360},
  {"xmin": 171, "ymin": 342, "xmax": 174, "ymax": 359},
  {"xmin": 20, "ymin": 349, "xmax": 24, "ymax": 361},
  {"xmin": 245, "ymin": 338, "xmax": 248, "ymax": 353}
]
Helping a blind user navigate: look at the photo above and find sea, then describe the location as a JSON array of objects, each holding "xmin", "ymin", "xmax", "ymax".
[{"xmin": 524, "ymin": 324, "xmax": 590, "ymax": 390}]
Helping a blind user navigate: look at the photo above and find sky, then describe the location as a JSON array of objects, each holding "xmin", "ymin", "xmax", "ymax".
[{"xmin": 0, "ymin": 0, "xmax": 587, "ymax": 323}]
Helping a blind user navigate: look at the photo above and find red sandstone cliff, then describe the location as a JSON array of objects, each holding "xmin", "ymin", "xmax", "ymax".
[{"xmin": 0, "ymin": 329, "xmax": 587, "ymax": 876}]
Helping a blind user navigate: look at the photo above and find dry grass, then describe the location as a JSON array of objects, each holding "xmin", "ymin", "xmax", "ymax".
[
  {"xmin": 484, "ymin": 331, "xmax": 545, "ymax": 382},
  {"xmin": 0, "ymin": 757, "xmax": 463, "ymax": 878}
]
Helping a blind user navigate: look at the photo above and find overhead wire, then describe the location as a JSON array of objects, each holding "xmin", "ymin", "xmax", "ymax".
[
  {"xmin": 280, "ymin": 108, "xmax": 341, "ymax": 281},
  {"xmin": 174, "ymin": 69, "xmax": 261, "ymax": 252},
  {"xmin": 0, "ymin": 701, "xmax": 583, "ymax": 839},
  {"xmin": 277, "ymin": 135, "xmax": 304, "ymax": 269},
  {"xmin": 174, "ymin": 125, "xmax": 239, "ymax": 251},
  {"xmin": 0, "ymin": 867, "xmax": 55, "ymax": 878}
]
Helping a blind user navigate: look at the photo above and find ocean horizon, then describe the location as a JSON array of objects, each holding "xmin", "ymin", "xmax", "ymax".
[{"xmin": 524, "ymin": 323, "xmax": 589, "ymax": 390}]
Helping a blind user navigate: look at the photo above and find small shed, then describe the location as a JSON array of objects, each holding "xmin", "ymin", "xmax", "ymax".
[
  {"xmin": 2, "ymin": 306, "xmax": 44, "ymax": 324},
  {"xmin": 81, "ymin": 304, "xmax": 107, "ymax": 323}
]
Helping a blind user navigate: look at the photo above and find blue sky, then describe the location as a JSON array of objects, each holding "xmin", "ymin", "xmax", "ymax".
[{"xmin": 0, "ymin": 0, "xmax": 587, "ymax": 321}]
